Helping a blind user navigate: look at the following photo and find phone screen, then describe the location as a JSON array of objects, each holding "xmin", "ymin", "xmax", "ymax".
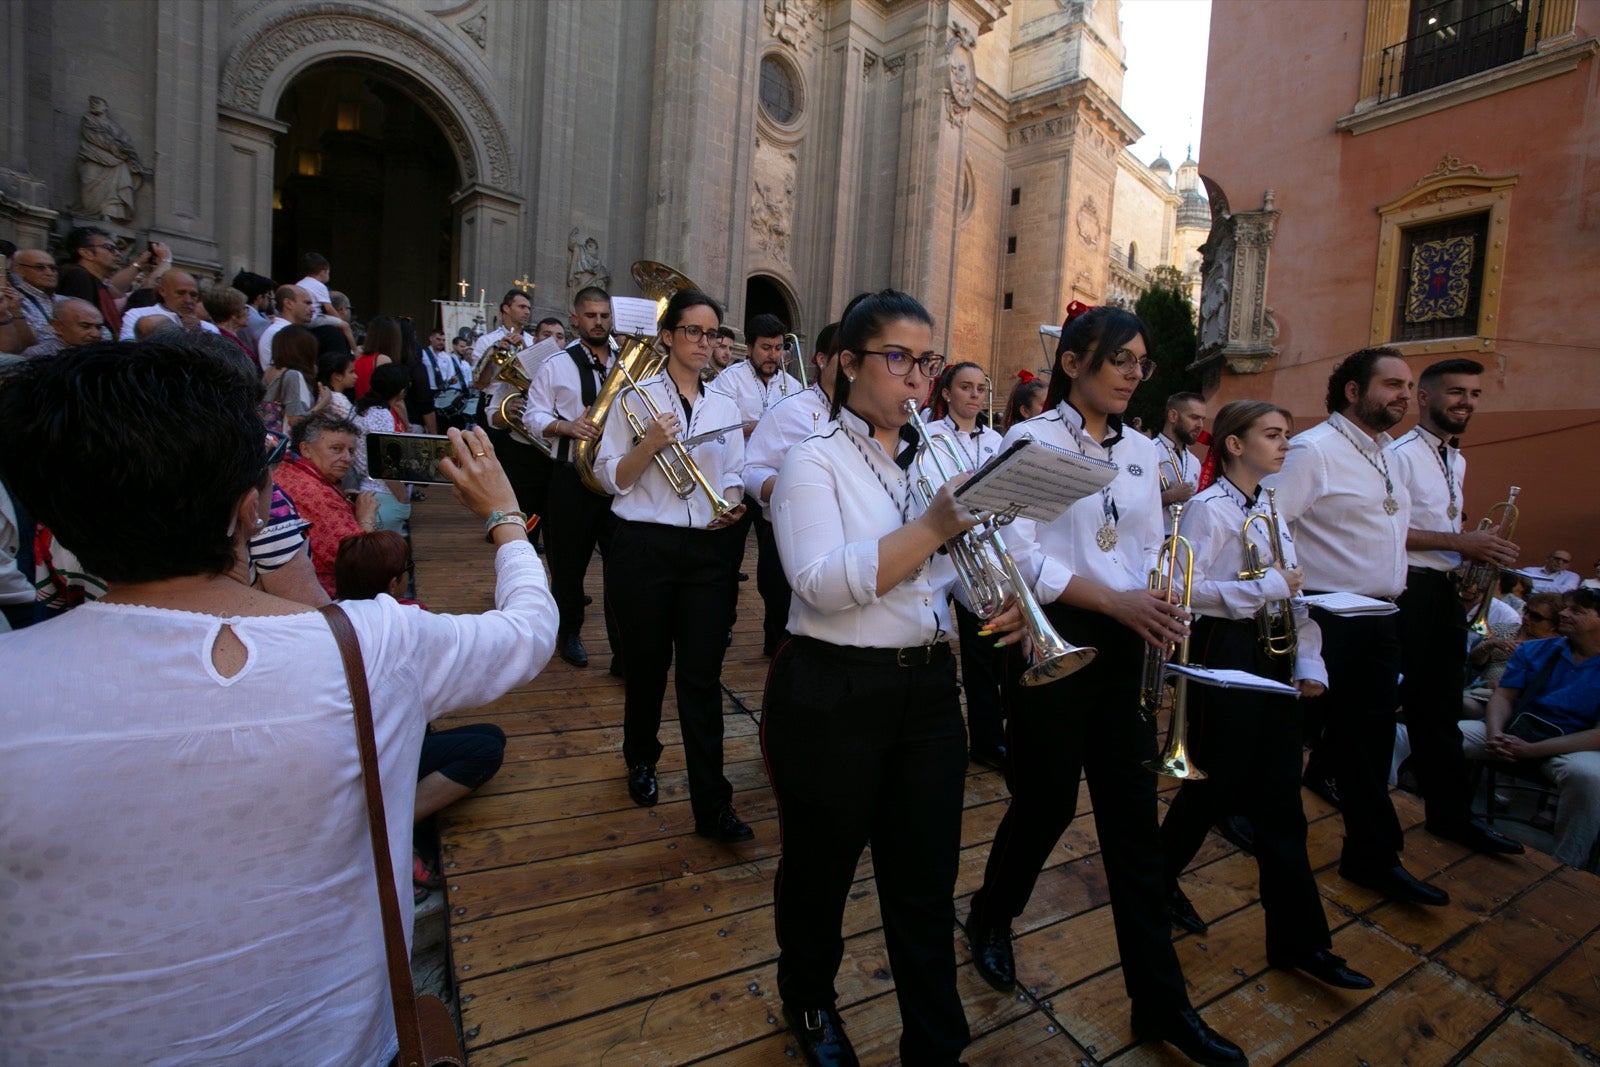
[{"xmin": 365, "ymin": 431, "xmax": 455, "ymax": 485}]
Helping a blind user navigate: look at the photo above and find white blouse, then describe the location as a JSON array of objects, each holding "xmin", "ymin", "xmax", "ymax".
[
  {"xmin": 0, "ymin": 541, "xmax": 557, "ymax": 1066},
  {"xmin": 594, "ymin": 372, "xmax": 745, "ymax": 528},
  {"xmin": 352, "ymin": 403, "xmax": 403, "ymax": 492},
  {"xmin": 772, "ymin": 406, "xmax": 956, "ymax": 648},
  {"xmin": 927, "ymin": 415, "xmax": 1002, "ymax": 474},
  {"xmin": 743, "ymin": 384, "xmax": 831, "ymax": 509}
]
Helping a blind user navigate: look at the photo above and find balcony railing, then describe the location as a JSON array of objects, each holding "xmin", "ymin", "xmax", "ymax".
[{"xmin": 1378, "ymin": 0, "xmax": 1535, "ymax": 102}]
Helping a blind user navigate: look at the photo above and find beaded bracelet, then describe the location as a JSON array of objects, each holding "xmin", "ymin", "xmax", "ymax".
[{"xmin": 484, "ymin": 509, "xmax": 530, "ymax": 532}]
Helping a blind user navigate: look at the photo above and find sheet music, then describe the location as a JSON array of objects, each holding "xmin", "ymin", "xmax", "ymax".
[
  {"xmin": 1295, "ymin": 592, "xmax": 1399, "ymax": 616},
  {"xmin": 1166, "ymin": 664, "xmax": 1301, "ymax": 696},
  {"xmin": 514, "ymin": 337, "xmax": 565, "ymax": 379},
  {"xmin": 611, "ymin": 296, "xmax": 660, "ymax": 336},
  {"xmin": 952, "ymin": 437, "xmax": 1118, "ymax": 523}
]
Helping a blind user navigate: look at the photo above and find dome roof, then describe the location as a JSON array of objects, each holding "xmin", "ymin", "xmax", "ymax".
[{"xmin": 1150, "ymin": 148, "xmax": 1171, "ymax": 174}]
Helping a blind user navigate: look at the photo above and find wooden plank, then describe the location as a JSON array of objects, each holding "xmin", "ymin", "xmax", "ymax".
[
  {"xmin": 1286, "ymin": 961, "xmax": 1507, "ymax": 1067},
  {"xmin": 1461, "ymin": 1009, "xmax": 1593, "ymax": 1066},
  {"xmin": 1435, "ymin": 869, "xmax": 1600, "ymax": 1002},
  {"xmin": 1510, "ymin": 929, "xmax": 1600, "ymax": 1049}
]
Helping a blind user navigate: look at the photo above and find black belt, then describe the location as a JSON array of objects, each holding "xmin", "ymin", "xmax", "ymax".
[
  {"xmin": 793, "ymin": 634, "xmax": 951, "ymax": 668},
  {"xmin": 1408, "ymin": 565, "xmax": 1455, "ymax": 577}
]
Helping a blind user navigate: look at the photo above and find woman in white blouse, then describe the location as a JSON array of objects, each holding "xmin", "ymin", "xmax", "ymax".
[
  {"xmin": 1155, "ymin": 400, "xmax": 1372, "ymax": 991},
  {"xmin": 966, "ymin": 305, "xmax": 1247, "ymax": 1066},
  {"xmin": 0, "ymin": 337, "xmax": 556, "ymax": 1065},
  {"xmin": 593, "ymin": 289, "xmax": 750, "ymax": 840},
  {"xmin": 351, "ymin": 362, "xmax": 414, "ymax": 531},
  {"xmin": 765, "ymin": 290, "xmax": 1021, "ymax": 1067}
]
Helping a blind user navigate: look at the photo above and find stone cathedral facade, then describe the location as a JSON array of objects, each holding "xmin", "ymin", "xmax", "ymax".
[{"xmin": 1, "ymin": 0, "xmax": 1148, "ymax": 383}]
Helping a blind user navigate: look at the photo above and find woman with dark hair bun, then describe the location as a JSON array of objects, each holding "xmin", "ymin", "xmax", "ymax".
[
  {"xmin": 593, "ymin": 289, "xmax": 750, "ymax": 839},
  {"xmin": 966, "ymin": 305, "xmax": 1247, "ymax": 1066}
]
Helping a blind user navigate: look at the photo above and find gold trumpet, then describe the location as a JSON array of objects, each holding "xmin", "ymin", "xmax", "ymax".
[
  {"xmin": 1240, "ymin": 487, "xmax": 1298, "ymax": 658},
  {"xmin": 1142, "ymin": 503, "xmax": 1205, "ymax": 780},
  {"xmin": 1460, "ymin": 485, "xmax": 1521, "ymax": 636},
  {"xmin": 904, "ymin": 401, "xmax": 1096, "ymax": 686}
]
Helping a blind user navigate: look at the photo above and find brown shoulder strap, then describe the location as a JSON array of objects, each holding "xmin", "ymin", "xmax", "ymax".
[{"xmin": 319, "ymin": 604, "xmax": 425, "ymax": 1066}]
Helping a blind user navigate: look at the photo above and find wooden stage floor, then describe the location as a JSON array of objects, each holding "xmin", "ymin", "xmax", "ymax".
[{"xmin": 410, "ymin": 499, "xmax": 1600, "ymax": 1066}]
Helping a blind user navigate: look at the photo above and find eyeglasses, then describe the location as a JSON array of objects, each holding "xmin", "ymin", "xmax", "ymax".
[
  {"xmin": 673, "ymin": 324, "xmax": 718, "ymax": 343},
  {"xmin": 85, "ymin": 242, "xmax": 118, "ymax": 253},
  {"xmin": 1523, "ymin": 610, "xmax": 1556, "ymax": 623},
  {"xmin": 264, "ymin": 431, "xmax": 290, "ymax": 468},
  {"xmin": 14, "ymin": 261, "xmax": 56, "ymax": 272},
  {"xmin": 1107, "ymin": 348, "xmax": 1156, "ymax": 380},
  {"xmin": 855, "ymin": 349, "xmax": 947, "ymax": 377}
]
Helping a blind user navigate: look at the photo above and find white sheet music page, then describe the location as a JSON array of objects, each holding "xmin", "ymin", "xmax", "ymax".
[
  {"xmin": 952, "ymin": 437, "xmax": 1118, "ymax": 523},
  {"xmin": 514, "ymin": 337, "xmax": 565, "ymax": 379},
  {"xmin": 1166, "ymin": 664, "xmax": 1301, "ymax": 696},
  {"xmin": 1295, "ymin": 592, "xmax": 1399, "ymax": 616},
  {"xmin": 611, "ymin": 296, "xmax": 661, "ymax": 336}
]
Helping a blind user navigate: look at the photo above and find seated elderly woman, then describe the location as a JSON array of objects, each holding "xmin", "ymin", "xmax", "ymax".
[
  {"xmin": 0, "ymin": 337, "xmax": 556, "ymax": 1063},
  {"xmin": 274, "ymin": 412, "xmax": 381, "ymax": 595},
  {"xmin": 1464, "ymin": 591, "xmax": 1563, "ymax": 717}
]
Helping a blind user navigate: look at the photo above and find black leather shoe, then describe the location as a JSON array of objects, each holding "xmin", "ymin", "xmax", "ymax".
[
  {"xmin": 1130, "ymin": 1006, "xmax": 1247, "ymax": 1066},
  {"xmin": 1426, "ymin": 818, "xmax": 1525, "ymax": 855},
  {"xmin": 1302, "ymin": 770, "xmax": 1340, "ymax": 809},
  {"xmin": 626, "ymin": 764, "xmax": 657, "ymax": 807},
  {"xmin": 1270, "ymin": 948, "xmax": 1375, "ymax": 990},
  {"xmin": 1216, "ymin": 814, "xmax": 1256, "ymax": 854},
  {"xmin": 558, "ymin": 634, "xmax": 588, "ymax": 668},
  {"xmin": 965, "ymin": 907, "xmax": 1015, "ymax": 992},
  {"xmin": 1167, "ymin": 885, "xmax": 1208, "ymax": 935},
  {"xmin": 609, "ymin": 658, "xmax": 626, "ymax": 679},
  {"xmin": 969, "ymin": 745, "xmax": 1008, "ymax": 773},
  {"xmin": 782, "ymin": 1004, "xmax": 859, "ymax": 1067},
  {"xmin": 696, "ymin": 805, "xmax": 754, "ymax": 843},
  {"xmin": 1339, "ymin": 863, "xmax": 1450, "ymax": 906}
]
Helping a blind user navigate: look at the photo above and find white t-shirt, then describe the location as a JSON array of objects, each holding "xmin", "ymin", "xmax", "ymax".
[
  {"xmin": 118, "ymin": 305, "xmax": 222, "ymax": 341},
  {"xmin": 296, "ymin": 275, "xmax": 333, "ymax": 312}
]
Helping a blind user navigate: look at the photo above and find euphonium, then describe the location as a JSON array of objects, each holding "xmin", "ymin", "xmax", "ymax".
[
  {"xmin": 1240, "ymin": 486, "xmax": 1298, "ymax": 658},
  {"xmin": 1141, "ymin": 504, "xmax": 1205, "ymax": 779},
  {"xmin": 904, "ymin": 401, "xmax": 1096, "ymax": 685},
  {"xmin": 612, "ymin": 354, "xmax": 737, "ymax": 523},
  {"xmin": 575, "ymin": 259, "xmax": 699, "ymax": 495},
  {"xmin": 477, "ymin": 335, "xmax": 552, "ymax": 458},
  {"xmin": 1460, "ymin": 485, "xmax": 1521, "ymax": 636}
]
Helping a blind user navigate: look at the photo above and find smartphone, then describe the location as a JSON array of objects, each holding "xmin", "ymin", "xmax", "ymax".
[{"xmin": 365, "ymin": 431, "xmax": 455, "ymax": 485}]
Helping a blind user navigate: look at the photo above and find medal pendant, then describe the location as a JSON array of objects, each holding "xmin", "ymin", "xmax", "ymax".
[
  {"xmin": 1095, "ymin": 520, "xmax": 1118, "ymax": 552},
  {"xmin": 1383, "ymin": 496, "xmax": 1399, "ymax": 516},
  {"xmin": 1447, "ymin": 504, "xmax": 1458, "ymax": 519}
]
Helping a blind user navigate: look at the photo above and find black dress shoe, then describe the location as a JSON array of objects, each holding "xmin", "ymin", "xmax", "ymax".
[
  {"xmin": 1216, "ymin": 814, "xmax": 1256, "ymax": 854},
  {"xmin": 965, "ymin": 907, "xmax": 1015, "ymax": 992},
  {"xmin": 626, "ymin": 763, "xmax": 658, "ymax": 807},
  {"xmin": 1426, "ymin": 818, "xmax": 1525, "ymax": 855},
  {"xmin": 1339, "ymin": 863, "xmax": 1450, "ymax": 906},
  {"xmin": 1269, "ymin": 948, "xmax": 1375, "ymax": 990},
  {"xmin": 1167, "ymin": 885, "xmax": 1208, "ymax": 935},
  {"xmin": 1302, "ymin": 770, "xmax": 1341, "ymax": 809},
  {"xmin": 1130, "ymin": 1006, "xmax": 1247, "ymax": 1066},
  {"xmin": 557, "ymin": 634, "xmax": 588, "ymax": 668},
  {"xmin": 609, "ymin": 658, "xmax": 626, "ymax": 679},
  {"xmin": 696, "ymin": 805, "xmax": 754, "ymax": 843},
  {"xmin": 782, "ymin": 1004, "xmax": 859, "ymax": 1067},
  {"xmin": 969, "ymin": 745, "xmax": 1008, "ymax": 773}
]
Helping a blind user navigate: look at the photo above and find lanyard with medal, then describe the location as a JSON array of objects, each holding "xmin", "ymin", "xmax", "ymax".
[{"xmin": 1331, "ymin": 421, "xmax": 1400, "ymax": 516}]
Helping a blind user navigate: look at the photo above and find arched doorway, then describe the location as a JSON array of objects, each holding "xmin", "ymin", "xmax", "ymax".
[
  {"xmin": 271, "ymin": 60, "xmax": 462, "ymax": 326},
  {"xmin": 744, "ymin": 274, "xmax": 799, "ymax": 339}
]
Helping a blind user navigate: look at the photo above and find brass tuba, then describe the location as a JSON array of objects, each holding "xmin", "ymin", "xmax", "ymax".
[
  {"xmin": 574, "ymin": 260, "xmax": 699, "ymax": 496},
  {"xmin": 1142, "ymin": 503, "xmax": 1205, "ymax": 780}
]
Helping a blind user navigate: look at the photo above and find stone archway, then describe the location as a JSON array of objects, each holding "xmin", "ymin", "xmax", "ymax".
[{"xmin": 744, "ymin": 273, "xmax": 802, "ymax": 338}]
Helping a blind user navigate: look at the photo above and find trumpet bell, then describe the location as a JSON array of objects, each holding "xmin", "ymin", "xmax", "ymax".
[{"xmin": 1019, "ymin": 644, "xmax": 1096, "ymax": 686}]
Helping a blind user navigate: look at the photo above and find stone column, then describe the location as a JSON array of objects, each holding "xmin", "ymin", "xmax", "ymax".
[
  {"xmin": 214, "ymin": 108, "xmax": 286, "ymax": 279},
  {"xmin": 453, "ymin": 184, "xmax": 524, "ymax": 298},
  {"xmin": 152, "ymin": 0, "xmax": 221, "ymax": 273}
]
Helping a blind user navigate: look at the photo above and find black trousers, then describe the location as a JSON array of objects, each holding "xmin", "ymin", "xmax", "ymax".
[
  {"xmin": 762, "ymin": 636, "xmax": 970, "ymax": 1065},
  {"xmin": 953, "ymin": 601, "xmax": 1006, "ymax": 754},
  {"xmin": 972, "ymin": 605, "xmax": 1191, "ymax": 1016},
  {"xmin": 1305, "ymin": 607, "xmax": 1405, "ymax": 873},
  {"xmin": 754, "ymin": 510, "xmax": 792, "ymax": 653},
  {"xmin": 1159, "ymin": 617, "xmax": 1330, "ymax": 961},
  {"xmin": 544, "ymin": 462, "xmax": 619, "ymax": 647},
  {"xmin": 606, "ymin": 519, "xmax": 739, "ymax": 821},
  {"xmin": 1397, "ymin": 568, "xmax": 1473, "ymax": 828}
]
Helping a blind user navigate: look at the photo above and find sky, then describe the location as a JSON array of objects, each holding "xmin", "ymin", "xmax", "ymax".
[{"xmin": 1116, "ymin": 0, "xmax": 1213, "ymax": 168}]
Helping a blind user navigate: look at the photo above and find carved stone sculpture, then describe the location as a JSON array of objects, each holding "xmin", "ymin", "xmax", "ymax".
[
  {"xmin": 567, "ymin": 228, "xmax": 611, "ymax": 296},
  {"xmin": 945, "ymin": 24, "xmax": 977, "ymax": 126},
  {"xmin": 1195, "ymin": 184, "xmax": 1281, "ymax": 376},
  {"xmin": 751, "ymin": 139, "xmax": 796, "ymax": 261},
  {"xmin": 76, "ymin": 97, "xmax": 147, "ymax": 223}
]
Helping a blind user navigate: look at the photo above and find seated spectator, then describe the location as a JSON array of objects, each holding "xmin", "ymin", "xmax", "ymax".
[
  {"xmin": 8, "ymin": 247, "xmax": 61, "ymax": 342},
  {"xmin": 274, "ymin": 413, "xmax": 381, "ymax": 594},
  {"xmin": 1465, "ymin": 592, "xmax": 1563, "ymax": 717},
  {"xmin": 1462, "ymin": 588, "xmax": 1600, "ymax": 870},
  {"xmin": 0, "ymin": 279, "xmax": 37, "ymax": 355},
  {"xmin": 119, "ymin": 271, "xmax": 221, "ymax": 340},
  {"xmin": 352, "ymin": 363, "xmax": 416, "ymax": 533},
  {"xmin": 22, "ymin": 298, "xmax": 105, "ymax": 359},
  {"xmin": 1583, "ymin": 560, "xmax": 1600, "ymax": 592},
  {"xmin": 1528, "ymin": 549, "xmax": 1580, "ymax": 594},
  {"xmin": 317, "ymin": 350, "xmax": 358, "ymax": 420},
  {"xmin": 202, "ymin": 284, "xmax": 252, "ymax": 356},
  {"xmin": 0, "ymin": 339, "xmax": 556, "ymax": 1062},
  {"xmin": 1498, "ymin": 570, "xmax": 1531, "ymax": 614},
  {"xmin": 262, "ymin": 323, "xmax": 322, "ymax": 429}
]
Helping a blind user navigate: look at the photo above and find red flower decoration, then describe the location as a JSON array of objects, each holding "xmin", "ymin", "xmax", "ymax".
[
  {"xmin": 1016, "ymin": 369, "xmax": 1036, "ymax": 383},
  {"xmin": 1064, "ymin": 300, "xmax": 1095, "ymax": 325}
]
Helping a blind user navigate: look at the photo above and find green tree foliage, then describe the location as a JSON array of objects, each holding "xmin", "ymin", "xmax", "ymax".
[{"xmin": 1130, "ymin": 267, "xmax": 1203, "ymax": 433}]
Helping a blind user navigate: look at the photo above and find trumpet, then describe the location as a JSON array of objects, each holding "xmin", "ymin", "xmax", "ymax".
[
  {"xmin": 1240, "ymin": 487, "xmax": 1298, "ymax": 658},
  {"xmin": 904, "ymin": 401, "xmax": 1096, "ymax": 686},
  {"xmin": 614, "ymin": 353, "xmax": 737, "ymax": 524},
  {"xmin": 1157, "ymin": 457, "xmax": 1181, "ymax": 492},
  {"xmin": 784, "ymin": 332, "xmax": 809, "ymax": 389},
  {"xmin": 1142, "ymin": 504, "xmax": 1205, "ymax": 779},
  {"xmin": 1460, "ymin": 485, "xmax": 1521, "ymax": 635}
]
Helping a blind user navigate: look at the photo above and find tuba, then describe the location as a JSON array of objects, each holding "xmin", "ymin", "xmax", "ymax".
[
  {"xmin": 475, "ymin": 335, "xmax": 552, "ymax": 457},
  {"xmin": 1460, "ymin": 485, "xmax": 1521, "ymax": 635},
  {"xmin": 1142, "ymin": 504, "xmax": 1205, "ymax": 780},
  {"xmin": 574, "ymin": 260, "xmax": 698, "ymax": 496},
  {"xmin": 1240, "ymin": 487, "xmax": 1298, "ymax": 658},
  {"xmin": 904, "ymin": 401, "xmax": 1096, "ymax": 686}
]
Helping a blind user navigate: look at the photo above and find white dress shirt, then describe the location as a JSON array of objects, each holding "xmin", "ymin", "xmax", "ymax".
[
  {"xmin": 928, "ymin": 415, "xmax": 1003, "ymax": 474},
  {"xmin": 1182, "ymin": 478, "xmax": 1327, "ymax": 686},
  {"xmin": 1530, "ymin": 567, "xmax": 1581, "ymax": 594},
  {"xmin": 996, "ymin": 402, "xmax": 1165, "ymax": 603},
  {"xmin": 1157, "ymin": 432, "xmax": 1201, "ymax": 534},
  {"xmin": 772, "ymin": 406, "xmax": 957, "ymax": 647},
  {"xmin": 1390, "ymin": 424, "xmax": 1465, "ymax": 572},
  {"xmin": 594, "ymin": 372, "xmax": 745, "ymax": 529},
  {"xmin": 524, "ymin": 339, "xmax": 611, "ymax": 462},
  {"xmin": 1262, "ymin": 411, "xmax": 1410, "ymax": 598},
  {"xmin": 117, "ymin": 305, "xmax": 222, "ymax": 341},
  {"xmin": 256, "ymin": 315, "xmax": 291, "ymax": 371},
  {"xmin": 743, "ymin": 384, "xmax": 832, "ymax": 509},
  {"xmin": 472, "ymin": 325, "xmax": 534, "ymax": 444},
  {"xmin": 709, "ymin": 359, "xmax": 804, "ymax": 423}
]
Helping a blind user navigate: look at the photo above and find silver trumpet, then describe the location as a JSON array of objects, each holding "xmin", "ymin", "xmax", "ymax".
[
  {"xmin": 784, "ymin": 332, "xmax": 809, "ymax": 389},
  {"xmin": 903, "ymin": 400, "xmax": 1095, "ymax": 686}
]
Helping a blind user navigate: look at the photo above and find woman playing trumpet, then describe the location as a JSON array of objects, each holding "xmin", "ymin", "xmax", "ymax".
[
  {"xmin": 593, "ymin": 289, "xmax": 749, "ymax": 839},
  {"xmin": 966, "ymin": 304, "xmax": 1247, "ymax": 1066},
  {"xmin": 1156, "ymin": 400, "xmax": 1373, "ymax": 990},
  {"xmin": 764, "ymin": 290, "xmax": 1024, "ymax": 1067}
]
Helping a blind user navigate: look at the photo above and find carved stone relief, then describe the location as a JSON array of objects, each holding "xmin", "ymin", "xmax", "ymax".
[
  {"xmin": 1196, "ymin": 185, "xmax": 1281, "ymax": 375},
  {"xmin": 1075, "ymin": 196, "xmax": 1102, "ymax": 249},
  {"xmin": 458, "ymin": 9, "xmax": 486, "ymax": 49},
  {"xmin": 751, "ymin": 138, "xmax": 797, "ymax": 262},
  {"xmin": 566, "ymin": 228, "xmax": 611, "ymax": 298},
  {"xmin": 764, "ymin": 0, "xmax": 820, "ymax": 51},
  {"xmin": 945, "ymin": 24, "xmax": 977, "ymax": 127}
]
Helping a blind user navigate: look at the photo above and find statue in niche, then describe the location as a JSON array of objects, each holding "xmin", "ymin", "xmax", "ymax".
[
  {"xmin": 1197, "ymin": 176, "xmax": 1234, "ymax": 356},
  {"xmin": 567, "ymin": 228, "xmax": 611, "ymax": 296},
  {"xmin": 76, "ymin": 96, "xmax": 148, "ymax": 223}
]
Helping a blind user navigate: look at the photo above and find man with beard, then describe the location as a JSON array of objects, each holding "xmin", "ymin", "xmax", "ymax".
[
  {"xmin": 710, "ymin": 314, "xmax": 802, "ymax": 437},
  {"xmin": 1389, "ymin": 358, "xmax": 1523, "ymax": 854},
  {"xmin": 1264, "ymin": 348, "xmax": 1451, "ymax": 906},
  {"xmin": 1157, "ymin": 391, "xmax": 1206, "ymax": 532}
]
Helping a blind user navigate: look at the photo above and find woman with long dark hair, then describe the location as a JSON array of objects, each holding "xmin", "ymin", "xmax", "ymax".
[
  {"xmin": 966, "ymin": 305, "xmax": 1246, "ymax": 1066},
  {"xmin": 353, "ymin": 315, "xmax": 399, "ymax": 398}
]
